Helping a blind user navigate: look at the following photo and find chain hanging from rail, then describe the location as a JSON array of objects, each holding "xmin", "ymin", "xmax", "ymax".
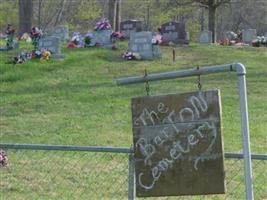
[
  {"xmin": 144, "ymin": 69, "xmax": 150, "ymax": 96},
  {"xmin": 197, "ymin": 66, "xmax": 202, "ymax": 91}
]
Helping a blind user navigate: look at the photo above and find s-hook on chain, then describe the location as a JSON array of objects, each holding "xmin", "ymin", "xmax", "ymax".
[
  {"xmin": 144, "ymin": 69, "xmax": 150, "ymax": 96},
  {"xmin": 197, "ymin": 66, "xmax": 202, "ymax": 91}
]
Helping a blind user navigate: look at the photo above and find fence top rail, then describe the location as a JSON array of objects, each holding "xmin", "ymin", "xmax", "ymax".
[
  {"xmin": 1, "ymin": 143, "xmax": 266, "ymax": 160},
  {"xmin": 116, "ymin": 63, "xmax": 246, "ymax": 85},
  {"xmin": 0, "ymin": 143, "xmax": 132, "ymax": 154}
]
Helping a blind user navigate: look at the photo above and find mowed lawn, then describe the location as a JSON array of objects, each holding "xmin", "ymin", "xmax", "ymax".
[
  {"xmin": 0, "ymin": 41, "xmax": 266, "ymax": 153},
  {"xmin": 0, "ymin": 41, "xmax": 267, "ymax": 200}
]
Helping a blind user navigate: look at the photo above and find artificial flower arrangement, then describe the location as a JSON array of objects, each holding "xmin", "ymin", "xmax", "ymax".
[
  {"xmin": 94, "ymin": 18, "xmax": 112, "ymax": 31},
  {"xmin": 252, "ymin": 36, "xmax": 267, "ymax": 47},
  {"xmin": 0, "ymin": 149, "xmax": 8, "ymax": 167},
  {"xmin": 30, "ymin": 26, "xmax": 43, "ymax": 50},
  {"xmin": 12, "ymin": 49, "xmax": 51, "ymax": 64},
  {"xmin": 122, "ymin": 51, "xmax": 141, "ymax": 60}
]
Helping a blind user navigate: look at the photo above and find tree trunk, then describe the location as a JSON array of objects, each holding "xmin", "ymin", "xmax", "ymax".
[
  {"xmin": 108, "ymin": 0, "xmax": 116, "ymax": 29},
  {"xmin": 19, "ymin": 0, "xmax": 33, "ymax": 35},
  {"xmin": 115, "ymin": 0, "xmax": 121, "ymax": 31},
  {"xmin": 208, "ymin": 5, "xmax": 216, "ymax": 43}
]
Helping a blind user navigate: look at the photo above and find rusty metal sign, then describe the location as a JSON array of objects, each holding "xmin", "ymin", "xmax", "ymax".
[{"xmin": 131, "ymin": 90, "xmax": 225, "ymax": 197}]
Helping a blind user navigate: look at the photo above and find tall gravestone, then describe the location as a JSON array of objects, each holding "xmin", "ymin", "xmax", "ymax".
[
  {"xmin": 90, "ymin": 29, "xmax": 113, "ymax": 47},
  {"xmin": 132, "ymin": 90, "xmax": 225, "ymax": 197},
  {"xmin": 242, "ymin": 29, "xmax": 257, "ymax": 44},
  {"xmin": 161, "ymin": 22, "xmax": 189, "ymax": 45},
  {"xmin": 128, "ymin": 31, "xmax": 161, "ymax": 60},
  {"xmin": 38, "ymin": 36, "xmax": 64, "ymax": 59},
  {"xmin": 199, "ymin": 31, "xmax": 212, "ymax": 44},
  {"xmin": 120, "ymin": 20, "xmax": 142, "ymax": 39},
  {"xmin": 52, "ymin": 25, "xmax": 69, "ymax": 41}
]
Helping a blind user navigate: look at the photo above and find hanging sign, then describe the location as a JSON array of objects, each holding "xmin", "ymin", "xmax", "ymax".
[{"xmin": 131, "ymin": 90, "xmax": 225, "ymax": 197}]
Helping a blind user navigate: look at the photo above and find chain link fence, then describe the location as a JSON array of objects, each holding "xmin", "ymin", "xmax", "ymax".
[{"xmin": 0, "ymin": 145, "xmax": 266, "ymax": 200}]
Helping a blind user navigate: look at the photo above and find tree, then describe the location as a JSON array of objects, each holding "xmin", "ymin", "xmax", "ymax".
[
  {"xmin": 171, "ymin": 0, "xmax": 231, "ymax": 42},
  {"xmin": 19, "ymin": 0, "xmax": 33, "ymax": 34},
  {"xmin": 108, "ymin": 0, "xmax": 116, "ymax": 29}
]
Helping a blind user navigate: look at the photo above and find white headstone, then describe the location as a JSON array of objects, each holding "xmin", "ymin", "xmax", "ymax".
[
  {"xmin": 199, "ymin": 31, "xmax": 212, "ymax": 44},
  {"xmin": 242, "ymin": 29, "xmax": 257, "ymax": 43}
]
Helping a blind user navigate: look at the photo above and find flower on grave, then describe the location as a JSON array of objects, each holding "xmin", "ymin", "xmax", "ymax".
[
  {"xmin": 30, "ymin": 27, "xmax": 43, "ymax": 50},
  {"xmin": 152, "ymin": 33, "xmax": 162, "ymax": 45},
  {"xmin": 84, "ymin": 32, "xmax": 94, "ymax": 47},
  {"xmin": 41, "ymin": 50, "xmax": 51, "ymax": 61},
  {"xmin": 111, "ymin": 32, "xmax": 125, "ymax": 40},
  {"xmin": 70, "ymin": 32, "xmax": 84, "ymax": 48},
  {"xmin": 122, "ymin": 51, "xmax": 140, "ymax": 60},
  {"xmin": 94, "ymin": 18, "xmax": 112, "ymax": 31},
  {"xmin": 0, "ymin": 149, "xmax": 8, "ymax": 167}
]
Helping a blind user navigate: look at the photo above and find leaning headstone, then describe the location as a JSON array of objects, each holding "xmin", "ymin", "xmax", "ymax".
[
  {"xmin": 199, "ymin": 30, "xmax": 212, "ymax": 44},
  {"xmin": 38, "ymin": 36, "xmax": 64, "ymax": 59},
  {"xmin": 161, "ymin": 22, "xmax": 189, "ymax": 45},
  {"xmin": 242, "ymin": 29, "xmax": 257, "ymax": 44},
  {"xmin": 52, "ymin": 25, "xmax": 69, "ymax": 41},
  {"xmin": 120, "ymin": 20, "xmax": 142, "ymax": 39},
  {"xmin": 128, "ymin": 31, "xmax": 161, "ymax": 60},
  {"xmin": 90, "ymin": 29, "xmax": 113, "ymax": 47}
]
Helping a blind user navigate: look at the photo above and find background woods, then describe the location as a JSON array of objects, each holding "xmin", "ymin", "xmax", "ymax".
[{"xmin": 0, "ymin": 0, "xmax": 266, "ymax": 40}]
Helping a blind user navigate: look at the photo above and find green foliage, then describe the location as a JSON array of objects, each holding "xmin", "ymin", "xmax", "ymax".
[{"xmin": 0, "ymin": 0, "xmax": 18, "ymax": 31}]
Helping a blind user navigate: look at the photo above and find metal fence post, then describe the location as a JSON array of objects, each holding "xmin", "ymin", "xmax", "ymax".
[
  {"xmin": 128, "ymin": 150, "xmax": 135, "ymax": 200},
  {"xmin": 235, "ymin": 63, "xmax": 254, "ymax": 200}
]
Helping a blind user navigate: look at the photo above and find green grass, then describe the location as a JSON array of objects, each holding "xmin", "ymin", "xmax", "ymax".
[
  {"xmin": 1, "ymin": 41, "xmax": 266, "ymax": 153},
  {"xmin": 0, "ymin": 41, "xmax": 266, "ymax": 199}
]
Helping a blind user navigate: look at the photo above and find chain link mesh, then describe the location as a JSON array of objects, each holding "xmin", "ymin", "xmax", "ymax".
[{"xmin": 0, "ymin": 149, "xmax": 266, "ymax": 200}]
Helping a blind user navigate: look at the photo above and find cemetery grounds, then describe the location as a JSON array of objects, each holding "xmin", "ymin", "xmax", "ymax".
[{"xmin": 0, "ymin": 41, "xmax": 266, "ymax": 199}]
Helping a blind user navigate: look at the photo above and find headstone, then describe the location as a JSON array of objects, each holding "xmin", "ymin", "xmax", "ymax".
[
  {"xmin": 161, "ymin": 22, "xmax": 189, "ymax": 45},
  {"xmin": 264, "ymin": 32, "xmax": 267, "ymax": 38},
  {"xmin": 52, "ymin": 25, "xmax": 69, "ymax": 41},
  {"xmin": 132, "ymin": 90, "xmax": 225, "ymax": 197},
  {"xmin": 38, "ymin": 36, "xmax": 64, "ymax": 59},
  {"xmin": 199, "ymin": 31, "xmax": 212, "ymax": 44},
  {"xmin": 90, "ymin": 29, "xmax": 113, "ymax": 47},
  {"xmin": 242, "ymin": 29, "xmax": 257, "ymax": 44},
  {"xmin": 128, "ymin": 31, "xmax": 161, "ymax": 60},
  {"xmin": 120, "ymin": 20, "xmax": 142, "ymax": 39}
]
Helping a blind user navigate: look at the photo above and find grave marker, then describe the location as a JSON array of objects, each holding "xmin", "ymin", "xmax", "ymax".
[
  {"xmin": 132, "ymin": 90, "xmax": 225, "ymax": 197},
  {"xmin": 161, "ymin": 22, "xmax": 189, "ymax": 45},
  {"xmin": 38, "ymin": 36, "xmax": 64, "ymax": 59},
  {"xmin": 199, "ymin": 31, "xmax": 212, "ymax": 44},
  {"xmin": 91, "ymin": 29, "xmax": 113, "ymax": 47},
  {"xmin": 128, "ymin": 31, "xmax": 161, "ymax": 60},
  {"xmin": 120, "ymin": 20, "xmax": 142, "ymax": 39},
  {"xmin": 52, "ymin": 25, "xmax": 69, "ymax": 41},
  {"xmin": 242, "ymin": 29, "xmax": 257, "ymax": 44}
]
